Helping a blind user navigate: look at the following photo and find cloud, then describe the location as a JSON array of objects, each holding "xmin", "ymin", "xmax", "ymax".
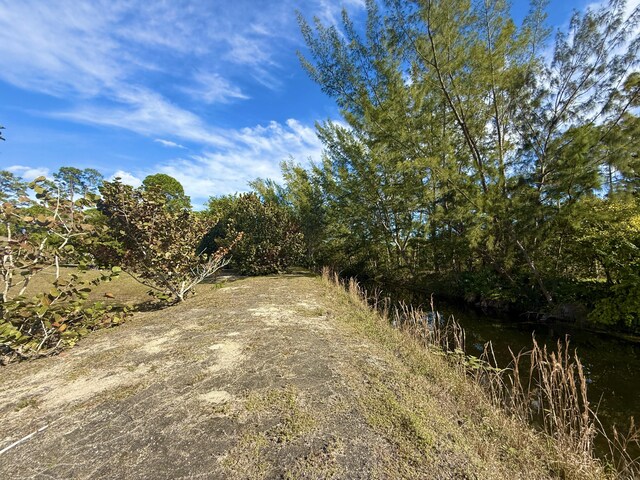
[
  {"xmin": 154, "ymin": 118, "xmax": 324, "ymax": 207},
  {"xmin": 0, "ymin": 0, "xmax": 364, "ymax": 98},
  {"xmin": 0, "ymin": 1, "xmax": 126, "ymax": 97},
  {"xmin": 183, "ymin": 71, "xmax": 249, "ymax": 104},
  {"xmin": 0, "ymin": 0, "xmax": 302, "ymax": 99},
  {"xmin": 55, "ymin": 86, "xmax": 234, "ymax": 149},
  {"xmin": 6, "ymin": 165, "xmax": 50, "ymax": 181},
  {"xmin": 154, "ymin": 139, "xmax": 187, "ymax": 149},
  {"xmin": 0, "ymin": 0, "xmax": 359, "ymax": 210},
  {"xmin": 315, "ymin": 0, "xmax": 366, "ymax": 26},
  {"xmin": 98, "ymin": 118, "xmax": 323, "ymax": 209},
  {"xmin": 585, "ymin": 0, "xmax": 640, "ymax": 19},
  {"xmin": 0, "ymin": 0, "xmax": 363, "ymax": 147},
  {"xmin": 111, "ymin": 170, "xmax": 143, "ymax": 188}
]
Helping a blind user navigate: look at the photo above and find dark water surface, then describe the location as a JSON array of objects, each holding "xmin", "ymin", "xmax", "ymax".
[
  {"xmin": 439, "ymin": 302, "xmax": 640, "ymax": 456},
  {"xmin": 360, "ymin": 277, "xmax": 639, "ymax": 458}
]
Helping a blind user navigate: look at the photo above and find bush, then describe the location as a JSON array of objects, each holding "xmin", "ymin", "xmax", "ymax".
[
  {"xmin": 202, "ymin": 193, "xmax": 304, "ymax": 275},
  {"xmin": 98, "ymin": 180, "xmax": 236, "ymax": 302},
  {"xmin": 589, "ymin": 275, "xmax": 640, "ymax": 331},
  {"xmin": 1, "ymin": 177, "xmax": 126, "ymax": 363}
]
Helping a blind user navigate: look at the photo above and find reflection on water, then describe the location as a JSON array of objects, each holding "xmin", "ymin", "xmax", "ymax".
[
  {"xmin": 440, "ymin": 302, "xmax": 640, "ymax": 457},
  {"xmin": 361, "ymin": 279, "xmax": 639, "ymax": 459}
]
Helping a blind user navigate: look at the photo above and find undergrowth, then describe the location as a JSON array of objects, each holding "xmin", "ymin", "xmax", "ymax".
[{"xmin": 321, "ymin": 267, "xmax": 640, "ymax": 479}]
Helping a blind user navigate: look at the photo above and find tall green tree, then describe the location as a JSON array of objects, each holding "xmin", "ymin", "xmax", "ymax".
[
  {"xmin": 0, "ymin": 171, "xmax": 28, "ymax": 204},
  {"xmin": 296, "ymin": 0, "xmax": 640, "ymax": 317},
  {"xmin": 52, "ymin": 167, "xmax": 104, "ymax": 228},
  {"xmin": 142, "ymin": 173, "xmax": 191, "ymax": 211},
  {"xmin": 52, "ymin": 167, "xmax": 104, "ymax": 199}
]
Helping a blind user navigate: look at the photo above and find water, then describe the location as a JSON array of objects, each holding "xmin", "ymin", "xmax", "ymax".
[
  {"xmin": 439, "ymin": 302, "xmax": 640, "ymax": 457},
  {"xmin": 360, "ymin": 277, "xmax": 639, "ymax": 459}
]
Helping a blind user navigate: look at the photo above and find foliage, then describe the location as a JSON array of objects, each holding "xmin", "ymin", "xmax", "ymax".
[
  {"xmin": 99, "ymin": 179, "xmax": 234, "ymax": 302},
  {"xmin": 1, "ymin": 177, "xmax": 127, "ymax": 363},
  {"xmin": 203, "ymin": 193, "xmax": 304, "ymax": 275},
  {"xmin": 590, "ymin": 277, "xmax": 640, "ymax": 329},
  {"xmin": 0, "ymin": 170, "xmax": 28, "ymax": 204},
  {"xmin": 142, "ymin": 173, "xmax": 191, "ymax": 211},
  {"xmin": 53, "ymin": 166, "xmax": 104, "ymax": 199},
  {"xmin": 565, "ymin": 195, "xmax": 640, "ymax": 329},
  {"xmin": 251, "ymin": 161, "xmax": 326, "ymax": 266},
  {"xmin": 83, "ymin": 207, "xmax": 126, "ymax": 268},
  {"xmin": 571, "ymin": 196, "xmax": 640, "ymax": 283},
  {"xmin": 289, "ymin": 0, "xmax": 640, "ymax": 328}
]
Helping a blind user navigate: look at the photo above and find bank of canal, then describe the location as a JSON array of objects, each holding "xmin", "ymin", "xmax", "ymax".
[{"xmin": 438, "ymin": 302, "xmax": 640, "ymax": 457}]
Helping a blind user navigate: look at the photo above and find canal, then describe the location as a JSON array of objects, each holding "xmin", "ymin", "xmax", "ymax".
[{"xmin": 439, "ymin": 302, "xmax": 640, "ymax": 458}]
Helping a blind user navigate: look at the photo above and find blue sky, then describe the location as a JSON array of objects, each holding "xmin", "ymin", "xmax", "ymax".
[{"xmin": 0, "ymin": 0, "xmax": 628, "ymax": 207}]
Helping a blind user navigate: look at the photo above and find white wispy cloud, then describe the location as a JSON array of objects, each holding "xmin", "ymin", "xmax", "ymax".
[
  {"xmin": 0, "ymin": 0, "xmax": 361, "ymax": 205},
  {"xmin": 0, "ymin": 0, "xmax": 351, "ymax": 141},
  {"xmin": 0, "ymin": 2, "xmax": 124, "ymax": 97},
  {"xmin": 153, "ymin": 118, "xmax": 323, "ymax": 206},
  {"xmin": 154, "ymin": 139, "xmax": 187, "ymax": 149},
  {"xmin": 0, "ymin": 0, "xmax": 311, "ymax": 99},
  {"xmin": 183, "ymin": 71, "xmax": 249, "ymax": 104},
  {"xmin": 315, "ymin": 0, "xmax": 366, "ymax": 26},
  {"xmin": 55, "ymin": 86, "xmax": 235, "ymax": 149},
  {"xmin": 6, "ymin": 165, "xmax": 50, "ymax": 181},
  {"xmin": 102, "ymin": 118, "xmax": 324, "ymax": 208}
]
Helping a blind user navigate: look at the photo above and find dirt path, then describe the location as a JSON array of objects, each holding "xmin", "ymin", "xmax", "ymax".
[{"xmin": 0, "ymin": 274, "xmax": 590, "ymax": 479}]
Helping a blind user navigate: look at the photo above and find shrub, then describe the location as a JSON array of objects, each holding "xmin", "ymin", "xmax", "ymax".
[
  {"xmin": 202, "ymin": 193, "xmax": 304, "ymax": 275},
  {"xmin": 589, "ymin": 275, "xmax": 640, "ymax": 331},
  {"xmin": 1, "ymin": 178, "xmax": 126, "ymax": 363},
  {"xmin": 99, "ymin": 180, "xmax": 236, "ymax": 302}
]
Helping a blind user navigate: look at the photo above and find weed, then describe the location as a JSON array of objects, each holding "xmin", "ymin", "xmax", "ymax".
[
  {"xmin": 321, "ymin": 267, "xmax": 640, "ymax": 478},
  {"xmin": 221, "ymin": 432, "xmax": 271, "ymax": 478},
  {"xmin": 14, "ymin": 397, "xmax": 40, "ymax": 411},
  {"xmin": 245, "ymin": 386, "xmax": 315, "ymax": 443}
]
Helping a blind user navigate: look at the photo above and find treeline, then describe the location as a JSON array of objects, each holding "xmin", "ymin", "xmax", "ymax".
[
  {"xmin": 255, "ymin": 0, "xmax": 640, "ymax": 330},
  {"xmin": 1, "ymin": 0, "xmax": 639, "ymax": 353},
  {"xmin": 1, "ymin": 164, "xmax": 308, "ymax": 361}
]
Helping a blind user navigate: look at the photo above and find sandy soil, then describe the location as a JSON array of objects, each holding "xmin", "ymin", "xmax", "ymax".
[{"xmin": 1, "ymin": 275, "xmax": 393, "ymax": 479}]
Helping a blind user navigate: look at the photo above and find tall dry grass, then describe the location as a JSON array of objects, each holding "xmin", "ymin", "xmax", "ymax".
[
  {"xmin": 475, "ymin": 338, "xmax": 640, "ymax": 478},
  {"xmin": 321, "ymin": 267, "xmax": 640, "ymax": 478},
  {"xmin": 332, "ymin": 269, "xmax": 465, "ymax": 354},
  {"xmin": 474, "ymin": 338, "xmax": 595, "ymax": 457},
  {"xmin": 605, "ymin": 420, "xmax": 640, "ymax": 477}
]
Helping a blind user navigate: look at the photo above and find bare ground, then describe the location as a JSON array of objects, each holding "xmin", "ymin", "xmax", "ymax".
[{"xmin": 0, "ymin": 274, "xmax": 599, "ymax": 479}]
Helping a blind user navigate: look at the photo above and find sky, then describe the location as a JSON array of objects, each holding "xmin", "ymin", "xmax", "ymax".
[{"xmin": 0, "ymin": 0, "xmax": 628, "ymax": 208}]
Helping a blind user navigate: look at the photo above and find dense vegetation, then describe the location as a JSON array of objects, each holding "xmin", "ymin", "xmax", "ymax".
[
  {"xmin": 3, "ymin": 2, "xmax": 638, "ymax": 342},
  {"xmin": 202, "ymin": 192, "xmax": 305, "ymax": 275},
  {"xmin": 0, "ymin": 171, "xmax": 231, "ymax": 362},
  {"xmin": 0, "ymin": 173, "xmax": 127, "ymax": 362},
  {"xmin": 0, "ymin": 163, "xmax": 304, "ymax": 361},
  {"xmin": 1, "ymin": 2, "xmax": 638, "ymax": 476},
  {"xmin": 2, "ymin": 4, "xmax": 639, "ymax": 326},
  {"xmin": 249, "ymin": 0, "xmax": 639, "ymax": 332}
]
